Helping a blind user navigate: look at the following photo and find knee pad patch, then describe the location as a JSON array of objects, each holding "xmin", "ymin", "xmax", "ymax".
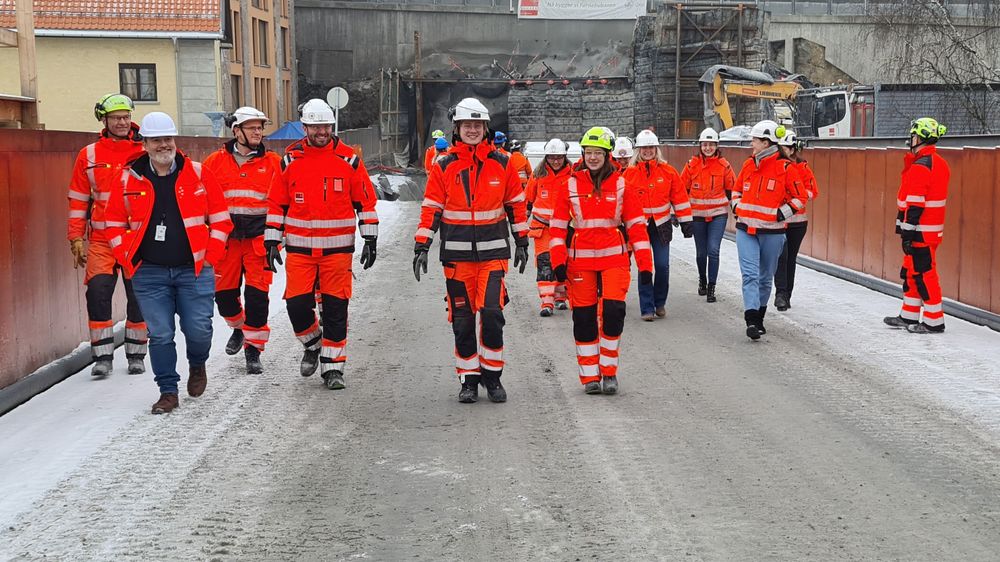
[
  {"xmin": 602, "ymin": 299, "xmax": 627, "ymax": 337},
  {"xmin": 572, "ymin": 305, "xmax": 599, "ymax": 342}
]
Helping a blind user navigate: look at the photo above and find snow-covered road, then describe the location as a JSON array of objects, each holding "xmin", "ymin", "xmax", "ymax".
[{"xmin": 1, "ymin": 202, "xmax": 998, "ymax": 560}]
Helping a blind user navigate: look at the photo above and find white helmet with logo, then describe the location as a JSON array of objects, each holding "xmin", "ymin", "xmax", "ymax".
[
  {"xmin": 139, "ymin": 112, "xmax": 179, "ymax": 138},
  {"xmin": 698, "ymin": 127, "xmax": 720, "ymax": 143},
  {"xmin": 230, "ymin": 106, "xmax": 270, "ymax": 128},
  {"xmin": 451, "ymin": 97, "xmax": 490, "ymax": 122},
  {"xmin": 634, "ymin": 129, "xmax": 660, "ymax": 148},
  {"xmin": 544, "ymin": 138, "xmax": 568, "ymax": 156},
  {"xmin": 612, "ymin": 137, "xmax": 634, "ymax": 158},
  {"xmin": 299, "ymin": 99, "xmax": 336, "ymax": 125},
  {"xmin": 750, "ymin": 120, "xmax": 782, "ymax": 143},
  {"xmin": 778, "ymin": 130, "xmax": 798, "ymax": 147}
]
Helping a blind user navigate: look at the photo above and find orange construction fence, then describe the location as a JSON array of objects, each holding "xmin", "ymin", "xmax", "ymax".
[{"xmin": 663, "ymin": 143, "xmax": 1000, "ymax": 316}]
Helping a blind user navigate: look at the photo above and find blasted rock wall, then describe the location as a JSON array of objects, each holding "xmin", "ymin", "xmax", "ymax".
[{"xmin": 507, "ymin": 87, "xmax": 635, "ymax": 143}]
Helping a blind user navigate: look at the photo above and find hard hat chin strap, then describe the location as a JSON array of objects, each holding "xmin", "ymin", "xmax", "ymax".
[{"xmin": 234, "ymin": 125, "xmax": 261, "ymax": 152}]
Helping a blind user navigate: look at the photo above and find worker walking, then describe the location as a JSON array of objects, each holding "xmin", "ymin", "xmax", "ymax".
[
  {"xmin": 550, "ymin": 127, "xmax": 653, "ymax": 395},
  {"xmin": 525, "ymin": 138, "xmax": 572, "ymax": 316},
  {"xmin": 884, "ymin": 118, "xmax": 950, "ymax": 334},
  {"xmin": 413, "ymin": 97, "xmax": 530, "ymax": 404},
  {"xmin": 424, "ymin": 129, "xmax": 446, "ymax": 172},
  {"xmin": 104, "ymin": 112, "xmax": 233, "ymax": 414},
  {"xmin": 773, "ymin": 131, "xmax": 819, "ymax": 311},
  {"xmin": 624, "ymin": 129, "xmax": 693, "ymax": 321},
  {"xmin": 202, "ymin": 106, "xmax": 281, "ymax": 374},
  {"xmin": 265, "ymin": 99, "xmax": 379, "ymax": 389},
  {"xmin": 67, "ymin": 93, "xmax": 148, "ymax": 378},
  {"xmin": 680, "ymin": 127, "xmax": 736, "ymax": 303},
  {"xmin": 733, "ymin": 120, "xmax": 805, "ymax": 340},
  {"xmin": 612, "ymin": 137, "xmax": 634, "ymax": 170},
  {"xmin": 507, "ymin": 139, "xmax": 533, "ymax": 189}
]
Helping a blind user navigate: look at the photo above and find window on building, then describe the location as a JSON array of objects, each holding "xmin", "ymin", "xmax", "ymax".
[
  {"xmin": 231, "ymin": 74, "xmax": 243, "ymax": 108},
  {"xmin": 257, "ymin": 19, "xmax": 269, "ymax": 66},
  {"xmin": 251, "ymin": 0, "xmax": 266, "ymax": 10},
  {"xmin": 231, "ymin": 10, "xmax": 242, "ymax": 62},
  {"xmin": 119, "ymin": 64, "xmax": 157, "ymax": 102},
  {"xmin": 284, "ymin": 79, "xmax": 292, "ymax": 121},
  {"xmin": 281, "ymin": 26, "xmax": 290, "ymax": 69}
]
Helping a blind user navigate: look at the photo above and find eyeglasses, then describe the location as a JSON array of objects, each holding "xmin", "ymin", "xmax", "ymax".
[
  {"xmin": 240, "ymin": 126, "xmax": 265, "ymax": 133},
  {"xmin": 105, "ymin": 114, "xmax": 131, "ymax": 122}
]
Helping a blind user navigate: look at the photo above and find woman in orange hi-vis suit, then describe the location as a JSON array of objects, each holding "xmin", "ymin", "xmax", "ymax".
[
  {"xmin": 550, "ymin": 127, "xmax": 653, "ymax": 396},
  {"xmin": 525, "ymin": 138, "xmax": 572, "ymax": 316},
  {"xmin": 773, "ymin": 130, "xmax": 820, "ymax": 312}
]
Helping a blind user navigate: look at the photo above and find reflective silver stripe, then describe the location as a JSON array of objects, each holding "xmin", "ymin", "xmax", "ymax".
[
  {"xmin": 441, "ymin": 210, "xmax": 472, "ymax": 221},
  {"xmin": 925, "ymin": 199, "xmax": 946, "ymax": 208},
  {"xmin": 357, "ymin": 211, "xmax": 378, "ymax": 221},
  {"xmin": 738, "ymin": 203, "xmax": 776, "ymax": 214},
  {"xmin": 643, "ymin": 204, "xmax": 670, "ymax": 215},
  {"xmin": 631, "ymin": 240, "xmax": 651, "ymax": 251},
  {"xmin": 924, "ymin": 315, "xmax": 945, "ymax": 326},
  {"xmin": 530, "ymin": 213, "xmax": 551, "ymax": 225},
  {"xmin": 903, "ymin": 195, "xmax": 925, "ymax": 204},
  {"xmin": 266, "ymin": 213, "xmax": 285, "ymax": 225},
  {"xmin": 208, "ymin": 211, "xmax": 229, "ymax": 224},
  {"xmin": 320, "ymin": 344, "xmax": 346, "ymax": 361},
  {"xmin": 788, "ymin": 198, "xmax": 803, "ymax": 210},
  {"xmin": 286, "ymin": 233, "xmax": 356, "ymax": 248},
  {"xmin": 183, "ymin": 216, "xmax": 206, "ymax": 228},
  {"xmin": 422, "ymin": 197, "xmax": 445, "ymax": 209},
  {"xmin": 477, "ymin": 239, "xmax": 508, "ymax": 251},
  {"xmin": 444, "ymin": 240, "xmax": 472, "ymax": 251},
  {"xmin": 479, "ymin": 346, "xmax": 503, "ymax": 361},
  {"xmin": 738, "ymin": 217, "xmax": 784, "ymax": 230},
  {"xmin": 511, "ymin": 222, "xmax": 528, "ymax": 232},
  {"xmin": 129, "ymin": 221, "xmax": 144, "ymax": 231},
  {"xmin": 285, "ymin": 217, "xmax": 356, "ymax": 229},
  {"xmin": 224, "ymin": 189, "xmax": 266, "ymax": 199},
  {"xmin": 68, "ymin": 191, "xmax": 90, "ymax": 202},
  {"xmin": 105, "ymin": 220, "xmax": 128, "ymax": 228},
  {"xmin": 923, "ymin": 302, "xmax": 943, "ymax": 313},
  {"xmin": 550, "ymin": 237, "xmax": 565, "ymax": 247},
  {"xmin": 575, "ymin": 218, "xmax": 619, "ymax": 228},
  {"xmin": 624, "ymin": 217, "xmax": 644, "ymax": 229},
  {"xmin": 572, "ymin": 246, "xmax": 626, "ymax": 258},
  {"xmin": 579, "ymin": 363, "xmax": 599, "ymax": 378},
  {"xmin": 192, "ymin": 249, "xmax": 206, "ymax": 262},
  {"xmin": 89, "ymin": 221, "xmax": 107, "ymax": 230},
  {"xmin": 415, "ymin": 227, "xmax": 435, "ymax": 239},
  {"xmin": 242, "ymin": 328, "xmax": 269, "ymax": 341},
  {"xmin": 897, "ymin": 222, "xmax": 944, "ymax": 232},
  {"xmin": 508, "ymin": 191, "xmax": 526, "ymax": 203},
  {"xmin": 549, "ymin": 219, "xmax": 569, "ymax": 229},
  {"xmin": 92, "ymin": 344, "xmax": 115, "ymax": 356},
  {"xmin": 673, "ymin": 201, "xmax": 691, "ymax": 211},
  {"xmin": 210, "ymin": 229, "xmax": 228, "ymax": 242},
  {"xmin": 692, "ymin": 208, "xmax": 729, "ymax": 217},
  {"xmin": 93, "ymin": 192, "xmax": 110, "ymax": 202},
  {"xmin": 229, "ymin": 206, "xmax": 268, "ymax": 215},
  {"xmin": 90, "ymin": 326, "xmax": 114, "ymax": 341},
  {"xmin": 359, "ymin": 223, "xmax": 378, "ymax": 237},
  {"xmin": 442, "ymin": 208, "xmax": 506, "ymax": 222},
  {"xmin": 653, "ymin": 215, "xmax": 671, "ymax": 227},
  {"xmin": 532, "ymin": 208, "xmax": 553, "ymax": 218},
  {"xmin": 778, "ymin": 204, "xmax": 794, "ymax": 218},
  {"xmin": 676, "ymin": 215, "xmax": 693, "ymax": 223},
  {"xmin": 85, "ymin": 143, "xmax": 98, "ymax": 192},
  {"xmin": 786, "ymin": 212, "xmax": 809, "ymax": 223},
  {"xmin": 455, "ymin": 354, "xmax": 480, "ymax": 370},
  {"xmin": 691, "ymin": 197, "xmax": 729, "ymax": 206},
  {"xmin": 576, "ymin": 343, "xmax": 600, "ymax": 355},
  {"xmin": 903, "ymin": 296, "xmax": 922, "ymax": 306},
  {"xmin": 600, "ymin": 337, "xmax": 620, "ymax": 352},
  {"xmin": 125, "ymin": 327, "xmax": 147, "ymax": 340},
  {"xmin": 68, "ymin": 209, "xmax": 88, "ymax": 219},
  {"xmin": 264, "ymin": 229, "xmax": 283, "ymax": 242}
]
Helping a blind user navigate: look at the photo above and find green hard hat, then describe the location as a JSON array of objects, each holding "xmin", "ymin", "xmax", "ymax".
[
  {"xmin": 580, "ymin": 126, "xmax": 614, "ymax": 151},
  {"xmin": 910, "ymin": 117, "xmax": 946, "ymax": 140},
  {"xmin": 94, "ymin": 93, "xmax": 135, "ymax": 121},
  {"xmin": 431, "ymin": 129, "xmax": 445, "ymax": 139}
]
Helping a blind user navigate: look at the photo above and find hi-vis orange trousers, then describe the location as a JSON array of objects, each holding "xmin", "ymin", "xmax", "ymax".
[
  {"xmin": 85, "ymin": 239, "xmax": 147, "ymax": 360},
  {"xmin": 214, "ymin": 238, "xmax": 273, "ymax": 351},
  {"xmin": 285, "ymin": 252, "xmax": 352, "ymax": 377},
  {"xmin": 566, "ymin": 265, "xmax": 630, "ymax": 385},
  {"xmin": 444, "ymin": 260, "xmax": 508, "ymax": 385}
]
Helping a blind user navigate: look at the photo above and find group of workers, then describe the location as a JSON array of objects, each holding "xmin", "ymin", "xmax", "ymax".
[{"xmin": 66, "ymin": 91, "xmax": 950, "ymax": 413}]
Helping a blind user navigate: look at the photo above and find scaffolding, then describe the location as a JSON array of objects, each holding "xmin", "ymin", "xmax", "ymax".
[{"xmin": 379, "ymin": 68, "xmax": 407, "ymax": 164}]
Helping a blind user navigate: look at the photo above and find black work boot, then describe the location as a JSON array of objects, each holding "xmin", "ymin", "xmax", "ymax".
[
  {"xmin": 698, "ymin": 277, "xmax": 708, "ymax": 296},
  {"xmin": 322, "ymin": 369, "xmax": 346, "ymax": 390},
  {"xmin": 884, "ymin": 315, "xmax": 917, "ymax": 329},
  {"xmin": 758, "ymin": 306, "xmax": 768, "ymax": 335},
  {"xmin": 706, "ymin": 283, "xmax": 717, "ymax": 303},
  {"xmin": 744, "ymin": 309, "xmax": 761, "ymax": 341},
  {"xmin": 245, "ymin": 346, "xmax": 263, "ymax": 374},
  {"xmin": 126, "ymin": 354, "xmax": 146, "ymax": 375},
  {"xmin": 774, "ymin": 292, "xmax": 790, "ymax": 311},
  {"xmin": 225, "ymin": 328, "xmax": 244, "ymax": 355},
  {"xmin": 300, "ymin": 348, "xmax": 320, "ymax": 377},
  {"xmin": 906, "ymin": 322, "xmax": 945, "ymax": 334},
  {"xmin": 601, "ymin": 376, "xmax": 619, "ymax": 395},
  {"xmin": 481, "ymin": 370, "xmax": 507, "ymax": 403},
  {"xmin": 91, "ymin": 356, "xmax": 113, "ymax": 378}
]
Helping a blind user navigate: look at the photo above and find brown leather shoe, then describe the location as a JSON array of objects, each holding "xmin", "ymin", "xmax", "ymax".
[
  {"xmin": 151, "ymin": 393, "xmax": 179, "ymax": 414},
  {"xmin": 187, "ymin": 364, "xmax": 207, "ymax": 397}
]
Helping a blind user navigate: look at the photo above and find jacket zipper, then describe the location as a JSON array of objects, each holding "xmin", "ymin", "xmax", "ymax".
[{"xmin": 323, "ymin": 178, "xmax": 328, "ymax": 201}]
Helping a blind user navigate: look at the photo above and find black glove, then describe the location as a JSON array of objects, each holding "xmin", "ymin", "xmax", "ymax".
[
  {"xmin": 513, "ymin": 245, "xmax": 529, "ymax": 274},
  {"xmin": 680, "ymin": 221, "xmax": 694, "ymax": 238},
  {"xmin": 359, "ymin": 237, "xmax": 377, "ymax": 269},
  {"xmin": 639, "ymin": 270, "xmax": 653, "ymax": 286},
  {"xmin": 413, "ymin": 249, "xmax": 429, "ymax": 282},
  {"xmin": 554, "ymin": 264, "xmax": 567, "ymax": 282},
  {"xmin": 264, "ymin": 240, "xmax": 282, "ymax": 272},
  {"xmin": 901, "ymin": 239, "xmax": 913, "ymax": 255}
]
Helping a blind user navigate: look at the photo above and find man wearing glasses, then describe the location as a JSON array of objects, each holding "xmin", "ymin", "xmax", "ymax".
[
  {"xmin": 203, "ymin": 107, "xmax": 282, "ymax": 374},
  {"xmin": 67, "ymin": 93, "xmax": 149, "ymax": 378}
]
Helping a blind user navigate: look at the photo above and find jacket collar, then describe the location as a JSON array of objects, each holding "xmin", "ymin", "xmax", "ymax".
[
  {"xmin": 453, "ymin": 140, "xmax": 494, "ymax": 162},
  {"xmin": 906, "ymin": 143, "xmax": 937, "ymax": 163},
  {"xmin": 226, "ymin": 138, "xmax": 267, "ymax": 159},
  {"xmin": 753, "ymin": 145, "xmax": 779, "ymax": 167},
  {"xmin": 100, "ymin": 122, "xmax": 142, "ymax": 144}
]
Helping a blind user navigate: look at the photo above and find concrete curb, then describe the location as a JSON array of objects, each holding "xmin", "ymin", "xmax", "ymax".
[
  {"xmin": 0, "ymin": 325, "xmax": 125, "ymax": 417},
  {"xmin": 723, "ymin": 231, "xmax": 1000, "ymax": 332}
]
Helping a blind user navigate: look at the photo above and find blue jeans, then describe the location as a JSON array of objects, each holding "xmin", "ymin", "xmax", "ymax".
[
  {"xmin": 692, "ymin": 218, "xmax": 727, "ymax": 284},
  {"xmin": 735, "ymin": 229, "xmax": 786, "ymax": 311},
  {"xmin": 637, "ymin": 224, "xmax": 670, "ymax": 315},
  {"xmin": 131, "ymin": 264, "xmax": 215, "ymax": 395}
]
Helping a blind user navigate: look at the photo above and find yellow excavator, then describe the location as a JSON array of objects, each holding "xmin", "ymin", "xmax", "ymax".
[{"xmin": 699, "ymin": 65, "xmax": 803, "ymax": 132}]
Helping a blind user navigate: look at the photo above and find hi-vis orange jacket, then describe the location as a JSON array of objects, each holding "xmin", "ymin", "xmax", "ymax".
[
  {"xmin": 423, "ymin": 146, "xmax": 437, "ymax": 173},
  {"xmin": 415, "ymin": 140, "xmax": 529, "ymax": 262},
  {"xmin": 509, "ymin": 151, "xmax": 533, "ymax": 188},
  {"xmin": 549, "ymin": 167, "xmax": 653, "ymax": 272},
  {"xmin": 680, "ymin": 153, "xmax": 736, "ymax": 221},
  {"xmin": 624, "ymin": 160, "xmax": 693, "ymax": 228},
  {"xmin": 67, "ymin": 124, "xmax": 145, "ymax": 243},
  {"xmin": 786, "ymin": 160, "xmax": 819, "ymax": 225},
  {"xmin": 104, "ymin": 153, "xmax": 233, "ymax": 277},
  {"xmin": 732, "ymin": 147, "xmax": 806, "ymax": 235},
  {"xmin": 896, "ymin": 144, "xmax": 950, "ymax": 245},
  {"xmin": 524, "ymin": 163, "xmax": 572, "ymax": 237},
  {"xmin": 202, "ymin": 140, "xmax": 281, "ymax": 242},
  {"xmin": 266, "ymin": 137, "xmax": 379, "ymax": 256}
]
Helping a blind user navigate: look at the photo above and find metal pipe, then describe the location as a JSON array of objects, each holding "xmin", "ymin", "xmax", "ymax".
[{"xmin": 674, "ymin": 3, "xmax": 682, "ymax": 137}]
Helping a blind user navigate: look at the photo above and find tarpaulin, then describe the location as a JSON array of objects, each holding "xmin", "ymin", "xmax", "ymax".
[{"xmin": 518, "ymin": 0, "xmax": 644, "ymax": 20}]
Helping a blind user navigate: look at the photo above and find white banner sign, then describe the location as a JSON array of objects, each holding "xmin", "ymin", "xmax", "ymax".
[{"xmin": 518, "ymin": 0, "xmax": 645, "ymax": 20}]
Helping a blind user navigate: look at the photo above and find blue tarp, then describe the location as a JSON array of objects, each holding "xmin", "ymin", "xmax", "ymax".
[{"xmin": 265, "ymin": 121, "xmax": 305, "ymax": 140}]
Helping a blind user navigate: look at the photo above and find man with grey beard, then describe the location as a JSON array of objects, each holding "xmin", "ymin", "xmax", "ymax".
[{"xmin": 105, "ymin": 112, "xmax": 233, "ymax": 414}]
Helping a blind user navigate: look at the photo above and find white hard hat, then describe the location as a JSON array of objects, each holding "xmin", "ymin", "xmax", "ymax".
[
  {"xmin": 778, "ymin": 130, "xmax": 798, "ymax": 147},
  {"xmin": 299, "ymin": 99, "xmax": 336, "ymax": 125},
  {"xmin": 452, "ymin": 97, "xmax": 490, "ymax": 122},
  {"xmin": 750, "ymin": 120, "xmax": 782, "ymax": 142},
  {"xmin": 698, "ymin": 128, "xmax": 720, "ymax": 143},
  {"xmin": 543, "ymin": 138, "xmax": 568, "ymax": 156},
  {"xmin": 612, "ymin": 137, "xmax": 634, "ymax": 158},
  {"xmin": 230, "ymin": 106, "xmax": 270, "ymax": 127},
  {"xmin": 139, "ymin": 112, "xmax": 178, "ymax": 138},
  {"xmin": 634, "ymin": 129, "xmax": 660, "ymax": 147}
]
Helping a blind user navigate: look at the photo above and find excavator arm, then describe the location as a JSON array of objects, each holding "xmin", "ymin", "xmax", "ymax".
[{"xmin": 699, "ymin": 65, "xmax": 803, "ymax": 132}]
